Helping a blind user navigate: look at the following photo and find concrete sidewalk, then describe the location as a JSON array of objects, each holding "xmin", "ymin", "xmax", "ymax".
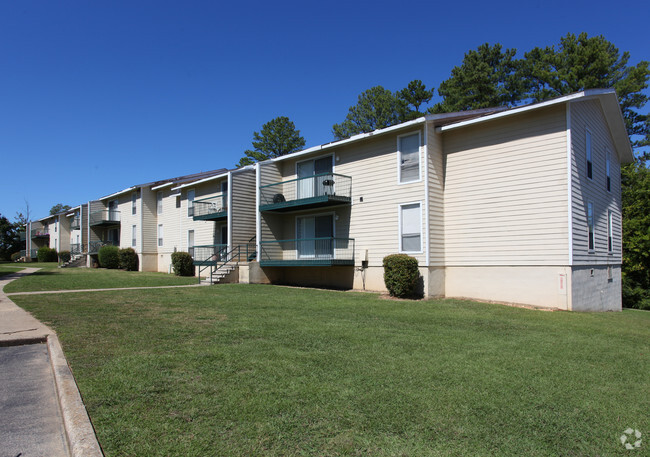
[{"xmin": 0, "ymin": 268, "xmax": 103, "ymax": 457}]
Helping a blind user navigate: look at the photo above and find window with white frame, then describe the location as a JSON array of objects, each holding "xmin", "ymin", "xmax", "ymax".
[
  {"xmin": 586, "ymin": 130, "xmax": 593, "ymax": 180},
  {"xmin": 188, "ymin": 230, "xmax": 195, "ymax": 257},
  {"xmin": 132, "ymin": 225, "xmax": 137, "ymax": 247},
  {"xmin": 158, "ymin": 224, "xmax": 163, "ymax": 247},
  {"xmin": 132, "ymin": 192, "xmax": 137, "ymax": 215},
  {"xmin": 400, "ymin": 203, "xmax": 422, "ymax": 252},
  {"xmin": 398, "ymin": 133, "xmax": 420, "ymax": 183},
  {"xmin": 157, "ymin": 191, "xmax": 163, "ymax": 215},
  {"xmin": 606, "ymin": 150, "xmax": 611, "ymax": 192},
  {"xmin": 607, "ymin": 210, "xmax": 613, "ymax": 253},
  {"xmin": 187, "ymin": 189, "xmax": 195, "ymax": 217},
  {"xmin": 587, "ymin": 201, "xmax": 595, "ymax": 252}
]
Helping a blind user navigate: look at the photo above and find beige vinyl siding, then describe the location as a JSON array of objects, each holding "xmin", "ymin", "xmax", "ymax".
[
  {"xmin": 231, "ymin": 169, "xmax": 256, "ymax": 246},
  {"xmin": 443, "ymin": 104, "xmax": 569, "ymax": 266},
  {"xmin": 141, "ymin": 189, "xmax": 158, "ymax": 254},
  {"xmin": 181, "ymin": 180, "xmax": 227, "ymax": 248},
  {"xmin": 59, "ymin": 216, "xmax": 71, "ymax": 251},
  {"xmin": 80, "ymin": 204, "xmax": 89, "ymax": 248},
  {"xmin": 270, "ymin": 130, "xmax": 427, "ymax": 266},
  {"xmin": 118, "ymin": 192, "xmax": 138, "ymax": 251},
  {"xmin": 88, "ymin": 201, "xmax": 103, "ymax": 245},
  {"xmin": 570, "ymin": 99, "xmax": 622, "ymax": 264},
  {"xmin": 427, "ymin": 124, "xmax": 444, "ymax": 266}
]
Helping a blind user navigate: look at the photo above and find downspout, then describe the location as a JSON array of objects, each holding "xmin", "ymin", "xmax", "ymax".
[{"xmin": 255, "ymin": 162, "xmax": 261, "ymax": 262}]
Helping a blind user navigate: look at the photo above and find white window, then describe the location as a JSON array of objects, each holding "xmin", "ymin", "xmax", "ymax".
[
  {"xmin": 132, "ymin": 192, "xmax": 137, "ymax": 215},
  {"xmin": 586, "ymin": 130, "xmax": 593, "ymax": 180},
  {"xmin": 132, "ymin": 225, "xmax": 137, "ymax": 247},
  {"xmin": 607, "ymin": 210, "xmax": 613, "ymax": 253},
  {"xmin": 157, "ymin": 191, "xmax": 163, "ymax": 215},
  {"xmin": 158, "ymin": 224, "xmax": 163, "ymax": 247},
  {"xmin": 187, "ymin": 189, "xmax": 195, "ymax": 217},
  {"xmin": 400, "ymin": 203, "xmax": 422, "ymax": 253},
  {"xmin": 398, "ymin": 133, "xmax": 421, "ymax": 183},
  {"xmin": 606, "ymin": 150, "xmax": 611, "ymax": 192},
  {"xmin": 188, "ymin": 230, "xmax": 195, "ymax": 256},
  {"xmin": 587, "ymin": 201, "xmax": 594, "ymax": 252}
]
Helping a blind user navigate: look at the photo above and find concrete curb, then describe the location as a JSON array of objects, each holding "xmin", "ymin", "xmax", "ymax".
[{"xmin": 47, "ymin": 334, "xmax": 104, "ymax": 457}]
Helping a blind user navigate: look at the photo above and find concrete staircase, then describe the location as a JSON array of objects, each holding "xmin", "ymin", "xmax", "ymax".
[
  {"xmin": 59, "ymin": 254, "xmax": 86, "ymax": 268},
  {"xmin": 201, "ymin": 263, "xmax": 237, "ymax": 285}
]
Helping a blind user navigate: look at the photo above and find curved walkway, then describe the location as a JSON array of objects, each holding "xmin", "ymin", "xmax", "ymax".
[{"xmin": 0, "ymin": 268, "xmax": 103, "ymax": 457}]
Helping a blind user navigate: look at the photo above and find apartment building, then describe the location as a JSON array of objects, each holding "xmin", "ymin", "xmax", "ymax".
[{"xmin": 250, "ymin": 89, "xmax": 632, "ymax": 311}]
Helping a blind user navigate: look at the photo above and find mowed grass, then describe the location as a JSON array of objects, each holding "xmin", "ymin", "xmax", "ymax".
[
  {"xmin": 3, "ymin": 266, "xmax": 197, "ymax": 293},
  {"xmin": 11, "ymin": 284, "xmax": 649, "ymax": 456}
]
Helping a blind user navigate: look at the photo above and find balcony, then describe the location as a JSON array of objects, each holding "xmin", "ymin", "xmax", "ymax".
[
  {"xmin": 30, "ymin": 249, "xmax": 38, "ymax": 258},
  {"xmin": 259, "ymin": 173, "xmax": 352, "ymax": 212},
  {"xmin": 88, "ymin": 240, "xmax": 119, "ymax": 254},
  {"xmin": 259, "ymin": 237, "xmax": 355, "ymax": 266},
  {"xmin": 31, "ymin": 229, "xmax": 49, "ymax": 239},
  {"xmin": 70, "ymin": 218, "xmax": 81, "ymax": 230},
  {"xmin": 90, "ymin": 210, "xmax": 120, "ymax": 227},
  {"xmin": 20, "ymin": 249, "xmax": 26, "ymax": 258},
  {"xmin": 19, "ymin": 231, "xmax": 26, "ymax": 241},
  {"xmin": 192, "ymin": 194, "xmax": 227, "ymax": 221},
  {"xmin": 191, "ymin": 244, "xmax": 229, "ymax": 266}
]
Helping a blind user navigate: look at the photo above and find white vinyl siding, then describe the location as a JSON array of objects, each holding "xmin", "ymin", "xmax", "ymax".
[
  {"xmin": 157, "ymin": 224, "xmax": 163, "ymax": 247},
  {"xmin": 398, "ymin": 132, "xmax": 421, "ymax": 183},
  {"xmin": 188, "ymin": 230, "xmax": 194, "ymax": 256},
  {"xmin": 570, "ymin": 99, "xmax": 622, "ymax": 264},
  {"xmin": 444, "ymin": 104, "xmax": 569, "ymax": 266},
  {"xmin": 427, "ymin": 125, "xmax": 444, "ymax": 266},
  {"xmin": 157, "ymin": 191, "xmax": 163, "ymax": 215},
  {"xmin": 132, "ymin": 225, "xmax": 137, "ymax": 247},
  {"xmin": 132, "ymin": 192, "xmax": 137, "ymax": 215},
  {"xmin": 400, "ymin": 203, "xmax": 422, "ymax": 253}
]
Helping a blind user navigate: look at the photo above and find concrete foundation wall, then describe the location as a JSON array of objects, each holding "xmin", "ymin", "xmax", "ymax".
[
  {"xmin": 140, "ymin": 253, "xmax": 158, "ymax": 272},
  {"xmin": 571, "ymin": 265, "xmax": 621, "ymax": 311},
  {"xmin": 445, "ymin": 266, "xmax": 572, "ymax": 310}
]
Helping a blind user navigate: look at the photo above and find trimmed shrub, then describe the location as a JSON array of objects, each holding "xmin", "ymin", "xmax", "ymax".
[
  {"xmin": 383, "ymin": 254, "xmax": 420, "ymax": 298},
  {"xmin": 98, "ymin": 245, "xmax": 120, "ymax": 269},
  {"xmin": 171, "ymin": 251, "xmax": 194, "ymax": 276},
  {"xmin": 10, "ymin": 252, "xmax": 21, "ymax": 262},
  {"xmin": 119, "ymin": 248, "xmax": 139, "ymax": 271},
  {"xmin": 59, "ymin": 251, "xmax": 71, "ymax": 263},
  {"xmin": 37, "ymin": 246, "xmax": 58, "ymax": 262}
]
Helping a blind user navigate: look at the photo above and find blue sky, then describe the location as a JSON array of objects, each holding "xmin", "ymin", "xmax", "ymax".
[{"xmin": 1, "ymin": 0, "xmax": 648, "ymax": 220}]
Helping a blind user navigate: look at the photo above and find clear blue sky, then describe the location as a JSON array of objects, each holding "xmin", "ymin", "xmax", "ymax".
[{"xmin": 1, "ymin": 0, "xmax": 648, "ymax": 221}]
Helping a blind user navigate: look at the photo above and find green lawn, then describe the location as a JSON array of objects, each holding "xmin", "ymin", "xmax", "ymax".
[
  {"xmin": 11, "ymin": 284, "xmax": 649, "ymax": 456},
  {"xmin": 0, "ymin": 264, "xmax": 24, "ymax": 277},
  {"xmin": 3, "ymin": 267, "xmax": 198, "ymax": 293}
]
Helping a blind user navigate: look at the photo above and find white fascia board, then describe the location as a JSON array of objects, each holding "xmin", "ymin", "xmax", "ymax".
[
  {"xmin": 99, "ymin": 186, "xmax": 138, "ymax": 201},
  {"xmin": 597, "ymin": 93, "xmax": 635, "ymax": 163},
  {"xmin": 438, "ymin": 89, "xmax": 616, "ymax": 132},
  {"xmin": 151, "ymin": 182, "xmax": 175, "ymax": 191},
  {"xmin": 65, "ymin": 205, "xmax": 82, "ymax": 217},
  {"xmin": 172, "ymin": 172, "xmax": 229, "ymax": 191},
  {"xmin": 264, "ymin": 117, "xmax": 428, "ymax": 165}
]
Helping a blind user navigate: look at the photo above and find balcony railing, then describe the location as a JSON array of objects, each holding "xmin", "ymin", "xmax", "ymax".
[
  {"xmin": 259, "ymin": 173, "xmax": 352, "ymax": 212},
  {"xmin": 192, "ymin": 194, "xmax": 228, "ymax": 221},
  {"xmin": 30, "ymin": 249, "xmax": 38, "ymax": 258},
  {"xmin": 20, "ymin": 249, "xmax": 26, "ymax": 258},
  {"xmin": 31, "ymin": 229, "xmax": 49, "ymax": 239},
  {"xmin": 70, "ymin": 218, "xmax": 81, "ymax": 230},
  {"xmin": 259, "ymin": 237, "xmax": 355, "ymax": 266},
  {"xmin": 70, "ymin": 243, "xmax": 86, "ymax": 256},
  {"xmin": 192, "ymin": 244, "xmax": 229, "ymax": 266},
  {"xmin": 89, "ymin": 210, "xmax": 120, "ymax": 226},
  {"xmin": 88, "ymin": 240, "xmax": 119, "ymax": 254},
  {"xmin": 19, "ymin": 231, "xmax": 26, "ymax": 241}
]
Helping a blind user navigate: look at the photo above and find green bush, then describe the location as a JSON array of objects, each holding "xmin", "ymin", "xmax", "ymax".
[
  {"xmin": 171, "ymin": 251, "xmax": 194, "ymax": 276},
  {"xmin": 59, "ymin": 251, "xmax": 71, "ymax": 263},
  {"xmin": 622, "ymin": 279, "xmax": 650, "ymax": 310},
  {"xmin": 119, "ymin": 248, "xmax": 139, "ymax": 271},
  {"xmin": 98, "ymin": 245, "xmax": 120, "ymax": 269},
  {"xmin": 383, "ymin": 254, "xmax": 421, "ymax": 298},
  {"xmin": 37, "ymin": 246, "xmax": 58, "ymax": 262},
  {"xmin": 10, "ymin": 252, "xmax": 21, "ymax": 262}
]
